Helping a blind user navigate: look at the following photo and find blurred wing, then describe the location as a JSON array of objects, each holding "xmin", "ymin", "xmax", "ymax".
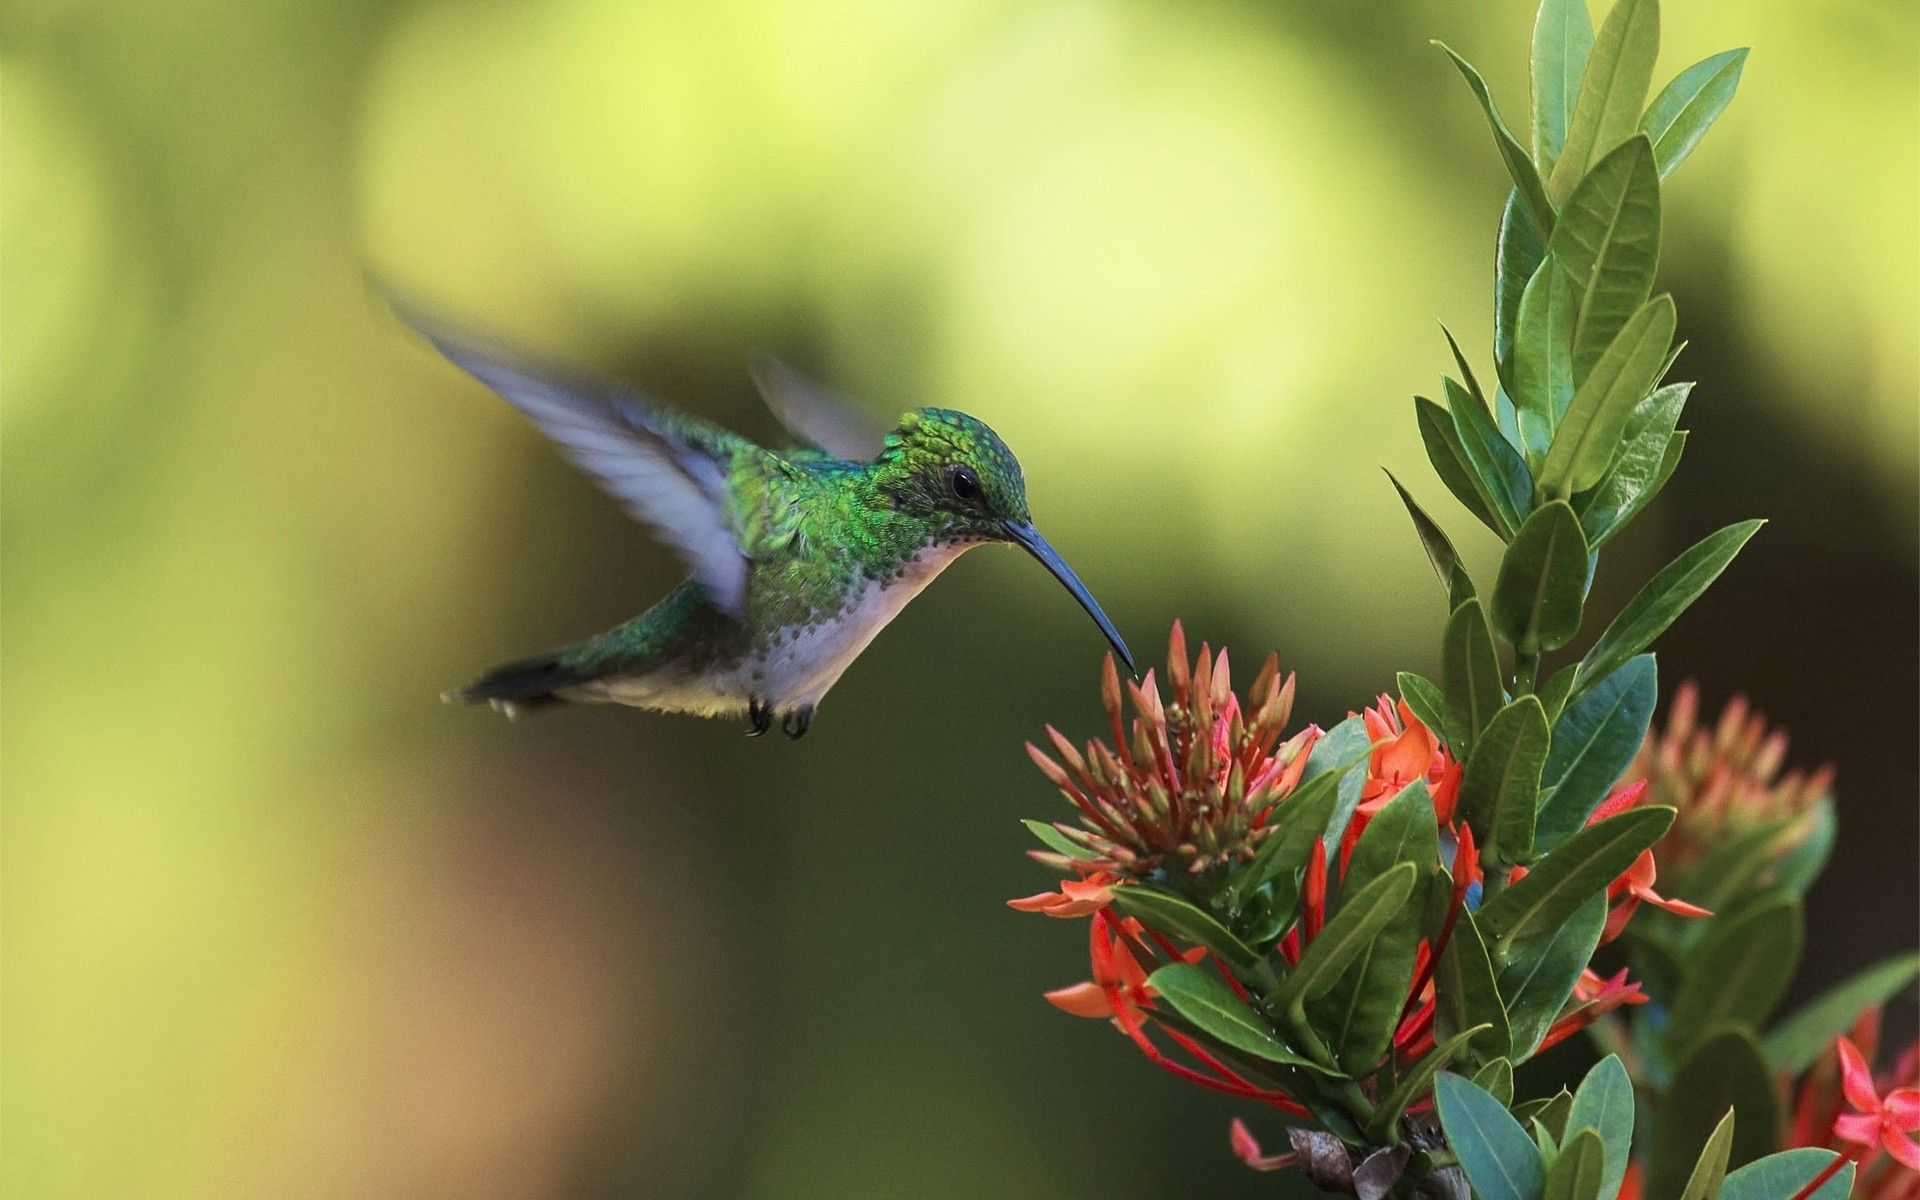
[
  {"xmin": 403, "ymin": 310, "xmax": 753, "ymax": 617},
  {"xmin": 748, "ymin": 356, "xmax": 888, "ymax": 461}
]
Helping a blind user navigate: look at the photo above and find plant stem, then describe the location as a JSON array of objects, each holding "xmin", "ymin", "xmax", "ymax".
[{"xmin": 1512, "ymin": 650, "xmax": 1539, "ymax": 696}]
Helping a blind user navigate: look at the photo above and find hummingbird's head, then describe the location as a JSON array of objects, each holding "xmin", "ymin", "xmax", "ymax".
[{"xmin": 879, "ymin": 409, "xmax": 1135, "ymax": 674}]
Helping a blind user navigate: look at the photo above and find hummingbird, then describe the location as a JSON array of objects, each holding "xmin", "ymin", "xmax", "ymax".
[{"xmin": 404, "ymin": 309, "xmax": 1135, "ymax": 738}]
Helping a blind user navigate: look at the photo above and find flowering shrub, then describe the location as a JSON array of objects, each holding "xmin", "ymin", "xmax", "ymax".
[{"xmin": 1006, "ymin": 1, "xmax": 1917, "ymax": 1197}]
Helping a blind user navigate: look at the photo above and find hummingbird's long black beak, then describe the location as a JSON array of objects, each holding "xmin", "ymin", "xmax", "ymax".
[{"xmin": 1001, "ymin": 520, "xmax": 1136, "ymax": 676}]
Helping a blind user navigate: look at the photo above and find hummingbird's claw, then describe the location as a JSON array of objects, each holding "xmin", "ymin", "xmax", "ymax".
[
  {"xmin": 746, "ymin": 696, "xmax": 772, "ymax": 737},
  {"xmin": 782, "ymin": 706, "xmax": 814, "ymax": 740}
]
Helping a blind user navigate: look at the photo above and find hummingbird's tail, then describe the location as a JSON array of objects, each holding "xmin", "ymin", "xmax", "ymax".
[{"xmin": 442, "ymin": 651, "xmax": 590, "ymax": 719}]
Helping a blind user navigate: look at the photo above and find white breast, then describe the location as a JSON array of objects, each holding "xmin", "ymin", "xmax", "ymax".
[{"xmin": 578, "ymin": 543, "xmax": 974, "ymax": 717}]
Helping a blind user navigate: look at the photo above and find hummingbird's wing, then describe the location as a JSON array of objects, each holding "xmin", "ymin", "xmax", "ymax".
[
  {"xmin": 402, "ymin": 312, "xmax": 764, "ymax": 617},
  {"xmin": 747, "ymin": 357, "xmax": 889, "ymax": 461}
]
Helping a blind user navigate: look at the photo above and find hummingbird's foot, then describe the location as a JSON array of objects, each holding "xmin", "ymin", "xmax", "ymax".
[
  {"xmin": 782, "ymin": 706, "xmax": 814, "ymax": 740},
  {"xmin": 746, "ymin": 696, "xmax": 772, "ymax": 737}
]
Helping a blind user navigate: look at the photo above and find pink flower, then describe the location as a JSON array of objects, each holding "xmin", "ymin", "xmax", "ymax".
[{"xmin": 1835, "ymin": 1036, "xmax": 1920, "ymax": 1171}]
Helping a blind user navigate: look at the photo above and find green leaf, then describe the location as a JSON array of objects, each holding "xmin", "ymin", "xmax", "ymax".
[
  {"xmin": 1309, "ymin": 716, "xmax": 1376, "ymax": 865},
  {"xmin": 1147, "ymin": 962, "xmax": 1323, "ymax": 1068},
  {"xmin": 1544, "ymin": 1129, "xmax": 1605, "ymax": 1200},
  {"xmin": 1482, "ymin": 806, "xmax": 1672, "ymax": 954},
  {"xmin": 1497, "ymin": 190, "xmax": 1550, "ymax": 388},
  {"xmin": 1665, "ymin": 820, "xmax": 1798, "ymax": 936},
  {"xmin": 1574, "ymin": 521, "xmax": 1764, "ymax": 695},
  {"xmin": 1437, "ymin": 908, "xmax": 1514, "ymax": 1067},
  {"xmin": 1535, "ymin": 654, "xmax": 1658, "ymax": 849},
  {"xmin": 1399, "ymin": 672, "xmax": 1457, "ymax": 751},
  {"xmin": 1444, "ymin": 599, "xmax": 1506, "ymax": 752},
  {"xmin": 1572, "ymin": 381, "xmax": 1689, "ymax": 548},
  {"xmin": 1420, "ymin": 395, "xmax": 1511, "ymax": 538},
  {"xmin": 1539, "ymin": 293, "xmax": 1676, "ymax": 500},
  {"xmin": 1369, "ymin": 1024, "xmax": 1496, "ymax": 1141},
  {"xmin": 1651, "ymin": 1027, "xmax": 1781, "ymax": 1199},
  {"xmin": 1439, "ymin": 43, "xmax": 1557, "ymax": 237},
  {"xmin": 1435, "ymin": 1071, "xmax": 1547, "ymax": 1200},
  {"xmin": 1642, "ymin": 49, "xmax": 1748, "ymax": 179},
  {"xmin": 1548, "ymin": 0, "xmax": 1660, "ymax": 199},
  {"xmin": 1771, "ymin": 796, "xmax": 1835, "ymax": 897},
  {"xmin": 1460, "ymin": 696, "xmax": 1550, "ymax": 865},
  {"xmin": 1309, "ymin": 784, "xmax": 1437, "ymax": 1072},
  {"xmin": 1519, "ymin": 1089, "xmax": 1576, "ymax": 1142},
  {"xmin": 1388, "ymin": 471, "xmax": 1477, "ymax": 609},
  {"xmin": 1223, "ymin": 756, "xmax": 1350, "ymax": 911},
  {"xmin": 1274, "ymin": 863, "xmax": 1418, "ymax": 1013},
  {"xmin": 1719, "ymin": 1151, "xmax": 1853, "ymax": 1200},
  {"xmin": 1512, "ymin": 256, "xmax": 1577, "ymax": 460},
  {"xmin": 1677, "ymin": 1109, "xmax": 1737, "ymax": 1200},
  {"xmin": 1538, "ymin": 663, "xmax": 1579, "ymax": 724},
  {"xmin": 1108, "ymin": 886, "xmax": 1265, "ymax": 980},
  {"xmin": 1499, "ymin": 891, "xmax": 1606, "ymax": 1058},
  {"xmin": 1447, "ymin": 376, "xmax": 1533, "ymax": 538},
  {"xmin": 1763, "ymin": 953, "xmax": 1920, "ymax": 1075},
  {"xmin": 1552, "ymin": 136, "xmax": 1663, "ymax": 383},
  {"xmin": 1022, "ymin": 819, "xmax": 1096, "ymax": 861},
  {"xmin": 1493, "ymin": 502, "xmax": 1591, "ymax": 653},
  {"xmin": 1566, "ymin": 1056, "xmax": 1634, "ymax": 1200},
  {"xmin": 1530, "ymin": 0, "xmax": 1595, "ymax": 171},
  {"xmin": 1473, "ymin": 1056, "xmax": 1516, "ymax": 1107}
]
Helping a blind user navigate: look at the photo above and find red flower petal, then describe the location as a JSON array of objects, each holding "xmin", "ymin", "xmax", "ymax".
[
  {"xmin": 1044, "ymin": 982, "xmax": 1113, "ymax": 1018},
  {"xmin": 1840, "ymin": 1037, "xmax": 1884, "ymax": 1114},
  {"xmin": 1885, "ymin": 1127, "xmax": 1920, "ymax": 1171}
]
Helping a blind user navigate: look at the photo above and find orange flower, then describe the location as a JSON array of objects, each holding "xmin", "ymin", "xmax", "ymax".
[
  {"xmin": 1042, "ymin": 908, "xmax": 1196, "ymax": 1021},
  {"xmin": 1361, "ymin": 696, "xmax": 1461, "ymax": 825},
  {"xmin": 1588, "ymin": 780, "xmax": 1713, "ymax": 943},
  {"xmin": 1537, "ymin": 968, "xmax": 1649, "ymax": 1052},
  {"xmin": 1007, "ymin": 872, "xmax": 1115, "ymax": 918}
]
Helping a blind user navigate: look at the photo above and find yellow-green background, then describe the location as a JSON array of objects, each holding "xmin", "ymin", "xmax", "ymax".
[{"xmin": 4, "ymin": 0, "xmax": 1914, "ymax": 1195}]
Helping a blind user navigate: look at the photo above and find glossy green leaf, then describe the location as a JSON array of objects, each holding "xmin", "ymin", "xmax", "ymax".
[
  {"xmin": 1369, "ymin": 1024, "xmax": 1495, "ymax": 1141},
  {"xmin": 1720, "ymin": 1151, "xmax": 1853, "ymax": 1200},
  {"xmin": 1443, "ymin": 599, "xmax": 1506, "ymax": 752},
  {"xmin": 1460, "ymin": 696, "xmax": 1549, "ymax": 865},
  {"xmin": 1436, "ymin": 1071, "xmax": 1547, "ymax": 1200},
  {"xmin": 1274, "ymin": 863, "xmax": 1418, "ymax": 1013},
  {"xmin": 1447, "ymin": 377, "xmax": 1533, "ymax": 538},
  {"xmin": 1493, "ymin": 502, "xmax": 1590, "ymax": 653},
  {"xmin": 1497, "ymin": 190, "xmax": 1550, "ymax": 388},
  {"xmin": 1389, "ymin": 471, "xmax": 1477, "ymax": 608},
  {"xmin": 1572, "ymin": 382, "xmax": 1689, "ymax": 548},
  {"xmin": 1419, "ymin": 395, "xmax": 1511, "ymax": 538},
  {"xmin": 1567, "ymin": 1056, "xmax": 1634, "ymax": 1200},
  {"xmin": 1651, "ymin": 1028, "xmax": 1780, "ymax": 1199},
  {"xmin": 1499, "ymin": 891, "xmax": 1606, "ymax": 1058},
  {"xmin": 1535, "ymin": 654, "xmax": 1658, "ymax": 849},
  {"xmin": 1544, "ymin": 1129, "xmax": 1605, "ymax": 1200},
  {"xmin": 1677, "ymin": 1109, "xmax": 1737, "ymax": 1200},
  {"xmin": 1539, "ymin": 293, "xmax": 1676, "ymax": 500},
  {"xmin": 1439, "ymin": 43, "xmax": 1556, "ymax": 237},
  {"xmin": 1512, "ymin": 256, "xmax": 1576, "ymax": 460},
  {"xmin": 1482, "ymin": 806, "xmax": 1672, "ymax": 954},
  {"xmin": 1399, "ymin": 672, "xmax": 1456, "ymax": 751},
  {"xmin": 1437, "ymin": 908, "xmax": 1513, "ymax": 1066},
  {"xmin": 1311, "ymin": 716, "xmax": 1376, "ymax": 867},
  {"xmin": 1147, "ymin": 962, "xmax": 1321, "ymax": 1067},
  {"xmin": 1310, "ymin": 784, "xmax": 1437, "ymax": 1072},
  {"xmin": 1022, "ymin": 819, "xmax": 1096, "ymax": 861},
  {"xmin": 1551, "ymin": 137, "xmax": 1663, "ymax": 381},
  {"xmin": 1538, "ymin": 663, "xmax": 1579, "ymax": 724},
  {"xmin": 1642, "ymin": 49, "xmax": 1748, "ymax": 179},
  {"xmin": 1574, "ymin": 521, "xmax": 1763, "ymax": 696},
  {"xmin": 1109, "ymin": 886, "xmax": 1264, "ymax": 979},
  {"xmin": 1549, "ymin": 0, "xmax": 1660, "ymax": 198},
  {"xmin": 1764, "ymin": 953, "xmax": 1920, "ymax": 1075},
  {"xmin": 1473, "ymin": 1057, "xmax": 1516, "ymax": 1108},
  {"xmin": 1530, "ymin": 0, "xmax": 1595, "ymax": 171}
]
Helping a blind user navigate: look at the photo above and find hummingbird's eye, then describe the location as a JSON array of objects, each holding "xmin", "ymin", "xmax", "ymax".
[{"xmin": 949, "ymin": 465, "xmax": 982, "ymax": 503}]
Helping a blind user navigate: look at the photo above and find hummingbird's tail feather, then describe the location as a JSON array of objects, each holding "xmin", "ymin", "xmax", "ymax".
[{"xmin": 442, "ymin": 651, "xmax": 593, "ymax": 718}]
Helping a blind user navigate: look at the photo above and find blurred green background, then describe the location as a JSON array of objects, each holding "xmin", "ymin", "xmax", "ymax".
[{"xmin": 4, "ymin": 0, "xmax": 1914, "ymax": 1195}]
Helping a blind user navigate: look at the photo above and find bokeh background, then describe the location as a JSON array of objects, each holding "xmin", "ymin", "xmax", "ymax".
[{"xmin": 4, "ymin": 0, "xmax": 1915, "ymax": 1195}]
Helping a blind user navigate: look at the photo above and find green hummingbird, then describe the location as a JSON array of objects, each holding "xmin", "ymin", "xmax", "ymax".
[{"xmin": 406, "ymin": 310, "xmax": 1134, "ymax": 738}]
